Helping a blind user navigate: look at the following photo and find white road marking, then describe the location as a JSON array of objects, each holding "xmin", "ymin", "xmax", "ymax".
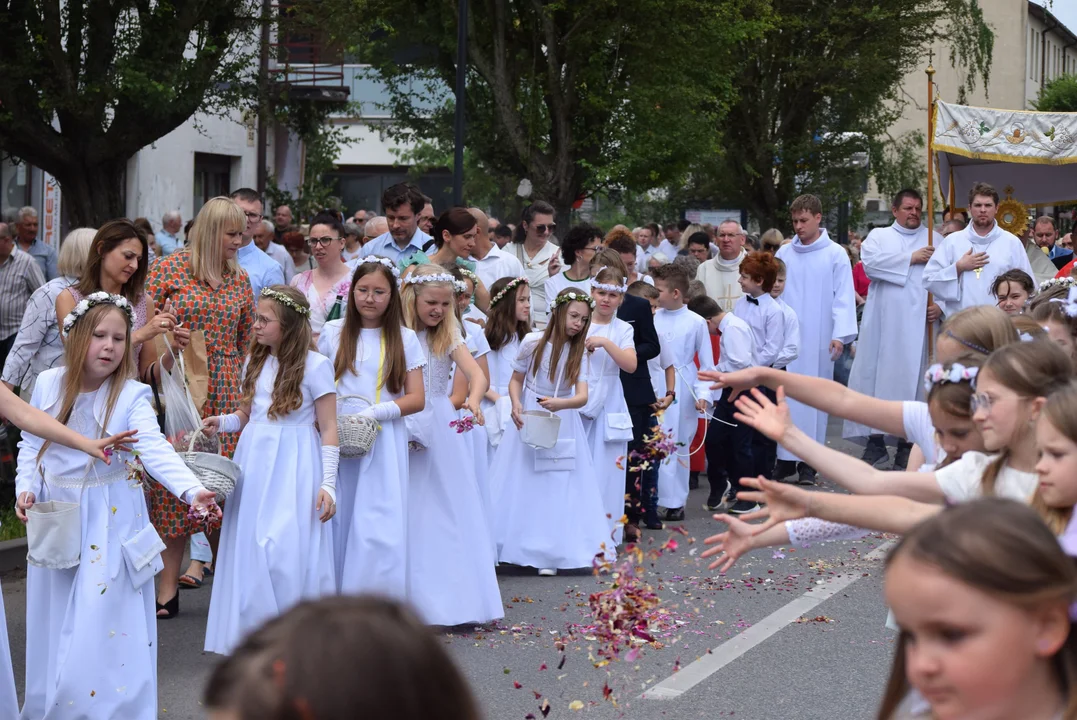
[{"xmin": 642, "ymin": 541, "xmax": 895, "ymax": 700}]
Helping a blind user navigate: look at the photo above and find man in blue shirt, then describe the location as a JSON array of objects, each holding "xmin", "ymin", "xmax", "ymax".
[
  {"xmin": 362, "ymin": 183, "xmax": 431, "ymax": 263},
  {"xmin": 155, "ymin": 211, "xmax": 183, "ymax": 256},
  {"xmin": 229, "ymin": 188, "xmax": 284, "ymax": 298},
  {"xmin": 14, "ymin": 206, "xmax": 57, "ymax": 282}
]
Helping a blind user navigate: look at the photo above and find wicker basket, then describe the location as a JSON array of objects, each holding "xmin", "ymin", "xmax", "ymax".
[
  {"xmin": 337, "ymin": 395, "xmax": 381, "ymax": 458},
  {"xmin": 182, "ymin": 429, "xmax": 240, "ymax": 499}
]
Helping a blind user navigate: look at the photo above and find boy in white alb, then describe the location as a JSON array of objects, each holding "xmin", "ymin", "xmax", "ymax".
[
  {"xmin": 774, "ymin": 194, "xmax": 858, "ymax": 485},
  {"xmin": 733, "ymin": 251, "xmax": 785, "ymax": 489},
  {"xmin": 650, "ymin": 264, "xmax": 714, "ymax": 521},
  {"xmin": 771, "ymin": 258, "xmax": 801, "ymax": 371},
  {"xmin": 689, "ymin": 296, "xmax": 755, "ymax": 515}
]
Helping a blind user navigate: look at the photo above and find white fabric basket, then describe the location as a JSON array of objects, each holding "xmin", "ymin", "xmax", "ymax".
[
  {"xmin": 26, "ymin": 500, "xmax": 82, "ymax": 569},
  {"xmin": 520, "ymin": 410, "xmax": 561, "ymax": 450}
]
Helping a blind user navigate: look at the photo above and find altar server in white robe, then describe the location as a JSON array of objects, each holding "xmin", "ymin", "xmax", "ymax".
[
  {"xmin": 774, "ymin": 194, "xmax": 858, "ymax": 486},
  {"xmin": 650, "ymin": 263, "xmax": 714, "ymax": 519},
  {"xmin": 844, "ymin": 189, "xmax": 943, "ymax": 470},
  {"xmin": 16, "ymin": 298, "xmax": 218, "ymax": 720},
  {"xmin": 696, "ymin": 220, "xmax": 748, "ymax": 312},
  {"xmin": 923, "ymin": 182, "xmax": 1034, "ymax": 314}
]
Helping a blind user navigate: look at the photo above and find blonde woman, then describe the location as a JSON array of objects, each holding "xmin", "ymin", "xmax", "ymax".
[
  {"xmin": 146, "ymin": 196, "xmax": 257, "ymax": 619},
  {"xmin": 2, "ymin": 228, "xmax": 94, "ymax": 396}
]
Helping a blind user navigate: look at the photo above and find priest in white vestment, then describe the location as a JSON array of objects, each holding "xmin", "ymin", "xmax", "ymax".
[
  {"xmin": 774, "ymin": 196, "xmax": 858, "ymax": 485},
  {"xmin": 922, "ymin": 182, "xmax": 1034, "ymax": 314},
  {"xmin": 697, "ymin": 219, "xmax": 748, "ymax": 312},
  {"xmin": 843, "ymin": 190, "xmax": 942, "ymax": 468}
]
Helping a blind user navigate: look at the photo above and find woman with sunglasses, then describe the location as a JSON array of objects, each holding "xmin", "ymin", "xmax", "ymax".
[
  {"xmin": 510, "ymin": 200, "xmax": 562, "ymax": 326},
  {"xmin": 289, "ymin": 214, "xmax": 353, "ymax": 340}
]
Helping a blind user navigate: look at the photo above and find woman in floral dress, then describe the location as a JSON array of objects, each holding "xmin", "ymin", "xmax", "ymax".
[{"xmin": 146, "ymin": 197, "xmax": 255, "ymax": 619}]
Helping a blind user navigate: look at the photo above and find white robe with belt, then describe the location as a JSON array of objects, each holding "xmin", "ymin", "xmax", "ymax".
[
  {"xmin": 775, "ymin": 231, "xmax": 858, "ymax": 459},
  {"xmin": 844, "ymin": 222, "xmax": 941, "ymax": 439}
]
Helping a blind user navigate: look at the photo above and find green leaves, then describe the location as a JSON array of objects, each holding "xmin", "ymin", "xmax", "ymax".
[{"xmin": 1034, "ymin": 74, "xmax": 1077, "ymax": 113}]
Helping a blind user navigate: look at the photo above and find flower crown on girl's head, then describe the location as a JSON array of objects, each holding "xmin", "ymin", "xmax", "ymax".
[
  {"xmin": 923, "ymin": 362, "xmax": 979, "ymax": 395},
  {"xmin": 261, "ymin": 287, "xmax": 311, "ymax": 317},
  {"xmin": 402, "ymin": 271, "xmax": 468, "ymax": 294},
  {"xmin": 551, "ymin": 289, "xmax": 596, "ymax": 310},
  {"xmin": 1053, "ymin": 286, "xmax": 1077, "ymax": 318},
  {"xmin": 1039, "ymin": 276, "xmax": 1076, "ymax": 293},
  {"xmin": 456, "ymin": 266, "xmax": 479, "ymax": 285},
  {"xmin": 589, "ymin": 270, "xmax": 628, "ymax": 294},
  {"xmin": 489, "ymin": 277, "xmax": 528, "ymax": 308},
  {"xmin": 61, "ymin": 292, "xmax": 134, "ymax": 338},
  {"xmin": 356, "ymin": 256, "xmax": 402, "ymax": 284}
]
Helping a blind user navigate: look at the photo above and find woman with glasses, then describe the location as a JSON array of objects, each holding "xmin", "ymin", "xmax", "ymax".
[
  {"xmin": 289, "ymin": 213, "xmax": 354, "ymax": 340},
  {"xmin": 543, "ymin": 224, "xmax": 603, "ymax": 310},
  {"xmin": 510, "ymin": 200, "xmax": 562, "ymax": 326},
  {"xmin": 145, "ymin": 197, "xmax": 256, "ymax": 619}
]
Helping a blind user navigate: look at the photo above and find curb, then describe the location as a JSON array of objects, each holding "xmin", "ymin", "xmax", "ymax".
[{"xmin": 0, "ymin": 538, "xmax": 26, "ymax": 574}]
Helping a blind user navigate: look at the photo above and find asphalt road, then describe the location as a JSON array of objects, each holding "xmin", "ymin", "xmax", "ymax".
[{"xmin": 2, "ymin": 421, "xmax": 898, "ymax": 719}]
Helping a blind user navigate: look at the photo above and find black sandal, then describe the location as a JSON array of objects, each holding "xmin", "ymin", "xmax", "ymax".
[{"xmin": 156, "ymin": 592, "xmax": 179, "ymax": 620}]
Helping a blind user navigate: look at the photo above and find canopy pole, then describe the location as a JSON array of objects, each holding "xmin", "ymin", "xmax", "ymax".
[{"xmin": 926, "ymin": 59, "xmax": 936, "ymax": 361}]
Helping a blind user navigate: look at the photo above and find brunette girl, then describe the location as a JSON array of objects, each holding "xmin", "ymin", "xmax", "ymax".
[
  {"xmin": 490, "ymin": 287, "xmax": 609, "ymax": 575},
  {"xmin": 318, "ymin": 257, "xmax": 425, "ymax": 598},
  {"xmin": 203, "ymin": 286, "xmax": 338, "ymax": 655},
  {"xmin": 482, "ymin": 276, "xmax": 531, "ymax": 448}
]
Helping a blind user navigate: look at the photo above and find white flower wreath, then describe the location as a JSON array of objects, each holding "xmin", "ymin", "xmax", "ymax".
[
  {"xmin": 403, "ymin": 272, "xmax": 467, "ymax": 293},
  {"xmin": 61, "ymin": 292, "xmax": 135, "ymax": 338},
  {"xmin": 356, "ymin": 256, "xmax": 402, "ymax": 282}
]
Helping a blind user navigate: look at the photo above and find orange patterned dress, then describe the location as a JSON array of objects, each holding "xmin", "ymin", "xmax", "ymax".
[{"xmin": 146, "ymin": 251, "xmax": 256, "ymax": 538}]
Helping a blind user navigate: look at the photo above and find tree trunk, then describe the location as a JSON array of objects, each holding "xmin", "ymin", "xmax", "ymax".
[{"xmin": 55, "ymin": 159, "xmax": 129, "ymax": 229}]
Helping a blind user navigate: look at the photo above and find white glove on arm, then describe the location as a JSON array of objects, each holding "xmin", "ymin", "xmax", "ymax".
[
  {"xmin": 217, "ymin": 414, "xmax": 242, "ymax": 433},
  {"xmin": 359, "ymin": 401, "xmax": 401, "ymax": 423},
  {"xmin": 321, "ymin": 445, "xmax": 340, "ymax": 504}
]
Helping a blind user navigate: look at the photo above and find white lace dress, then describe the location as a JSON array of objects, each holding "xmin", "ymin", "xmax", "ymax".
[
  {"xmin": 490, "ymin": 333, "xmax": 609, "ymax": 569},
  {"xmin": 406, "ymin": 330, "xmax": 503, "ymax": 626},
  {"xmin": 318, "ymin": 321, "xmax": 426, "ymax": 599}
]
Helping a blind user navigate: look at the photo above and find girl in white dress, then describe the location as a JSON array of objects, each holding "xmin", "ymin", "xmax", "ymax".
[
  {"xmin": 317, "ymin": 257, "xmax": 426, "ymax": 598},
  {"xmin": 491, "ymin": 287, "xmax": 609, "ymax": 576},
  {"xmin": 483, "ymin": 277, "xmax": 532, "ymax": 449},
  {"xmin": 401, "ymin": 264, "xmax": 503, "ymax": 626},
  {"xmin": 580, "ymin": 266, "xmax": 637, "ymax": 549},
  {"xmin": 203, "ymin": 286, "xmax": 338, "ymax": 655},
  {"xmin": 15, "ymin": 295, "xmax": 218, "ymax": 719},
  {"xmin": 450, "ymin": 267, "xmax": 495, "ymax": 537}
]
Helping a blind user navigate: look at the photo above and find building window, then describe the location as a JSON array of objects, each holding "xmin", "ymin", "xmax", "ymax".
[{"xmin": 193, "ymin": 153, "xmax": 233, "ymax": 215}]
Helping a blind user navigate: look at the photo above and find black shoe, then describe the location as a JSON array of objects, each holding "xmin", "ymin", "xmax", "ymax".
[
  {"xmin": 796, "ymin": 465, "xmax": 818, "ymax": 486},
  {"xmin": 729, "ymin": 500, "xmax": 761, "ymax": 515},
  {"xmin": 643, "ymin": 519, "xmax": 665, "ymax": 530},
  {"xmin": 156, "ymin": 592, "xmax": 179, "ymax": 620},
  {"xmin": 772, "ymin": 460, "xmax": 797, "ymax": 479},
  {"xmin": 894, "ymin": 441, "xmax": 912, "ymax": 470},
  {"xmin": 703, "ymin": 480, "xmax": 731, "ymax": 512},
  {"xmin": 664, "ymin": 507, "xmax": 685, "ymax": 522},
  {"xmin": 860, "ymin": 440, "xmax": 890, "ymax": 468},
  {"xmin": 689, "ymin": 471, "xmax": 700, "ymax": 490}
]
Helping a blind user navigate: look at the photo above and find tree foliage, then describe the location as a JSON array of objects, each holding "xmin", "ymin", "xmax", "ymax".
[
  {"xmin": 667, "ymin": 0, "xmax": 993, "ymax": 230},
  {"xmin": 360, "ymin": 0, "xmax": 767, "ymax": 226},
  {"xmin": 1034, "ymin": 74, "xmax": 1077, "ymax": 113},
  {"xmin": 0, "ymin": 0, "xmax": 260, "ymax": 226}
]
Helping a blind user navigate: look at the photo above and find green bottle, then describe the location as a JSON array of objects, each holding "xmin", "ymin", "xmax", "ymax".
[{"xmin": 326, "ymin": 295, "xmax": 344, "ymax": 322}]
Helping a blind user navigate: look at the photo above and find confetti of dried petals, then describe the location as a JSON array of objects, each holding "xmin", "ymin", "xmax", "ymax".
[
  {"xmin": 586, "ymin": 557, "xmax": 662, "ymax": 660},
  {"xmin": 616, "ymin": 415, "xmax": 682, "ymax": 473},
  {"xmin": 449, "ymin": 416, "xmax": 477, "ymax": 434},
  {"xmin": 125, "ymin": 452, "xmax": 146, "ymax": 488}
]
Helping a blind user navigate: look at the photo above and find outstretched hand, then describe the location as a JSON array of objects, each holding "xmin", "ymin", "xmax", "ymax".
[
  {"xmin": 701, "ymin": 513, "xmax": 760, "ymax": 573},
  {"xmin": 733, "ymin": 386, "xmax": 792, "ymax": 442},
  {"xmin": 86, "ymin": 430, "xmax": 139, "ymax": 464},
  {"xmin": 698, "ymin": 367, "xmax": 761, "ymax": 402},
  {"xmin": 735, "ymin": 476, "xmax": 814, "ymax": 534}
]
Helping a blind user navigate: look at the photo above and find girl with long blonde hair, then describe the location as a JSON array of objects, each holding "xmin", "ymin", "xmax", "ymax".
[
  {"xmin": 399, "ymin": 264, "xmax": 502, "ymax": 625},
  {"xmin": 202, "ymin": 285, "xmax": 338, "ymax": 655},
  {"xmin": 15, "ymin": 296, "xmax": 218, "ymax": 719}
]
